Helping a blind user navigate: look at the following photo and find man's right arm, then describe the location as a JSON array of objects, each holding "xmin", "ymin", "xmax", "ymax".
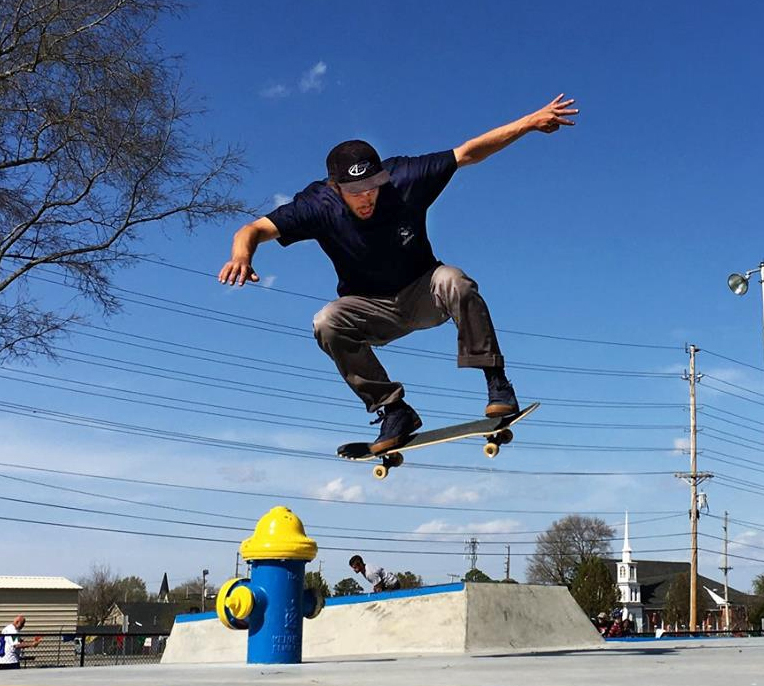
[{"xmin": 218, "ymin": 217, "xmax": 280, "ymax": 286}]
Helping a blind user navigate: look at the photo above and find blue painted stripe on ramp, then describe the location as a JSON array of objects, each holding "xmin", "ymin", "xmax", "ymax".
[{"xmin": 327, "ymin": 582, "xmax": 465, "ymax": 606}]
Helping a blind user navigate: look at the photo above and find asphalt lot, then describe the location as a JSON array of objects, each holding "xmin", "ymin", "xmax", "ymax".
[{"xmin": 0, "ymin": 637, "xmax": 760, "ymax": 686}]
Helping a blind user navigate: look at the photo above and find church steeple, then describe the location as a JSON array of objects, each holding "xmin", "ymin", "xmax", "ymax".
[
  {"xmin": 617, "ymin": 511, "xmax": 644, "ymax": 630},
  {"xmin": 622, "ymin": 511, "xmax": 632, "ymax": 563}
]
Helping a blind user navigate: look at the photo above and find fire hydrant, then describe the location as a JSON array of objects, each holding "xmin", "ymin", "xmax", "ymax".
[{"xmin": 216, "ymin": 505, "xmax": 324, "ymax": 664}]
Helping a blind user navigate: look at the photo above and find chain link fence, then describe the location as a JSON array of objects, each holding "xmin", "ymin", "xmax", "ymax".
[{"xmin": 14, "ymin": 632, "xmax": 169, "ymax": 669}]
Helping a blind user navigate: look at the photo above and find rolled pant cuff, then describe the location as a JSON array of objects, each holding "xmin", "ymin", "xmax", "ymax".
[
  {"xmin": 367, "ymin": 386, "xmax": 405, "ymax": 413},
  {"xmin": 457, "ymin": 354, "xmax": 505, "ymax": 369}
]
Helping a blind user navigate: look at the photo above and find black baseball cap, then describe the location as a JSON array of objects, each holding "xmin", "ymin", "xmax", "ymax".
[{"xmin": 326, "ymin": 140, "xmax": 390, "ymax": 193}]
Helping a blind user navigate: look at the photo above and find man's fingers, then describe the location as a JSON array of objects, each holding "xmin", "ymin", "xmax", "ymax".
[{"xmin": 554, "ymin": 116, "xmax": 576, "ymax": 126}]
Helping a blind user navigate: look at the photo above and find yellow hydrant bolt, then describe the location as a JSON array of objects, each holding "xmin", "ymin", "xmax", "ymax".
[{"xmin": 226, "ymin": 586, "xmax": 255, "ymax": 620}]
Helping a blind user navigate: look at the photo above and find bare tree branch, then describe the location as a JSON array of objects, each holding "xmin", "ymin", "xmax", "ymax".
[{"xmin": 0, "ymin": 0, "xmax": 251, "ymax": 361}]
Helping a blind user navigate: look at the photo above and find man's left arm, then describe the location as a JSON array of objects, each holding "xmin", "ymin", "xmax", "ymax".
[{"xmin": 453, "ymin": 94, "xmax": 578, "ymax": 167}]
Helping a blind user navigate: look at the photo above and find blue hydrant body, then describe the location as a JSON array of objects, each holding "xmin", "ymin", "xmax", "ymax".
[{"xmin": 217, "ymin": 506, "xmax": 323, "ymax": 664}]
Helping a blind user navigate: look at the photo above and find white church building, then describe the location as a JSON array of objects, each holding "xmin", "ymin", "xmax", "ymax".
[{"xmin": 614, "ymin": 512, "xmax": 645, "ymax": 631}]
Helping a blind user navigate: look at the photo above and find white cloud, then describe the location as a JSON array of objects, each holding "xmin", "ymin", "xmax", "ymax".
[
  {"xmin": 259, "ymin": 275, "xmax": 277, "ymax": 289},
  {"xmin": 414, "ymin": 518, "xmax": 522, "ymax": 536},
  {"xmin": 260, "ymin": 84, "xmax": 290, "ymax": 99},
  {"xmin": 272, "ymin": 193, "xmax": 292, "ymax": 209},
  {"xmin": 217, "ymin": 464, "xmax": 266, "ymax": 484},
  {"xmin": 673, "ymin": 436, "xmax": 690, "ymax": 453},
  {"xmin": 312, "ymin": 477, "xmax": 363, "ymax": 502},
  {"xmin": 299, "ymin": 61, "xmax": 327, "ymax": 92},
  {"xmin": 431, "ymin": 485, "xmax": 481, "ymax": 505}
]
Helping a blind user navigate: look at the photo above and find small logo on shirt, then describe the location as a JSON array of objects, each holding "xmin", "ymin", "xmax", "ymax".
[
  {"xmin": 348, "ymin": 161, "xmax": 370, "ymax": 176},
  {"xmin": 398, "ymin": 226, "xmax": 414, "ymax": 246}
]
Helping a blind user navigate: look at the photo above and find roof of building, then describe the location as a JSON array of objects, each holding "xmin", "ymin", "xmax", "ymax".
[
  {"xmin": 106, "ymin": 601, "xmax": 202, "ymax": 633},
  {"xmin": 605, "ymin": 559, "xmax": 757, "ymax": 609},
  {"xmin": 0, "ymin": 576, "xmax": 82, "ymax": 590}
]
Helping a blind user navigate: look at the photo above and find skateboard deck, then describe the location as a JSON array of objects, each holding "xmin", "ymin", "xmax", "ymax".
[{"xmin": 337, "ymin": 402, "xmax": 540, "ymax": 479}]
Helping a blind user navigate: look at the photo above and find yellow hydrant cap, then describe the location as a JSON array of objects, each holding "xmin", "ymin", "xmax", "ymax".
[{"xmin": 240, "ymin": 506, "xmax": 317, "ymax": 561}]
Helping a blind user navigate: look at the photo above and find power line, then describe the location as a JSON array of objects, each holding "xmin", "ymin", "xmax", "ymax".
[
  {"xmin": 0, "ymin": 513, "xmax": 697, "ymax": 558},
  {"xmin": 135, "ymin": 256, "xmax": 683, "ymax": 351},
  {"xmin": 0, "ymin": 471, "xmax": 685, "ymax": 536},
  {"xmin": 703, "ymin": 349, "xmax": 764, "ymax": 374},
  {"xmin": 704, "ymin": 374, "xmax": 764, "ymax": 400},
  {"xmin": 0, "ymin": 494, "xmax": 692, "ymax": 546},
  {"xmin": 67, "ymin": 323, "xmax": 689, "ymax": 407},
  {"xmin": 0, "ymin": 459, "xmax": 680, "ymax": 515},
  {"xmin": 33, "ymin": 273, "xmax": 680, "ymax": 379}
]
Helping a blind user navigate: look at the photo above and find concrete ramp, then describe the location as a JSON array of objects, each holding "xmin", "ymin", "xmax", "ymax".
[{"xmin": 162, "ymin": 582, "xmax": 602, "ymax": 664}]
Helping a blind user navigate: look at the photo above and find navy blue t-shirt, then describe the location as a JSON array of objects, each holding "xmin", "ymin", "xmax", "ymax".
[{"xmin": 267, "ymin": 150, "xmax": 458, "ymax": 297}]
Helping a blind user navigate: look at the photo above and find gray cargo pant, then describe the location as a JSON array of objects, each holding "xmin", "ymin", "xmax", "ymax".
[{"xmin": 313, "ymin": 264, "xmax": 504, "ymax": 412}]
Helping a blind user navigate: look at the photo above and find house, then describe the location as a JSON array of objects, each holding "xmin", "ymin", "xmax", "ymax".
[
  {"xmin": 0, "ymin": 576, "xmax": 81, "ymax": 633},
  {"xmin": 605, "ymin": 514, "xmax": 759, "ymax": 631},
  {"xmin": 102, "ymin": 601, "xmax": 202, "ymax": 634}
]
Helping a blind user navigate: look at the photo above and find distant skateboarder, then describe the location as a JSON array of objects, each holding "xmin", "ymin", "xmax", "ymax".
[
  {"xmin": 219, "ymin": 95, "xmax": 578, "ymax": 454},
  {"xmin": 349, "ymin": 555, "xmax": 401, "ymax": 592}
]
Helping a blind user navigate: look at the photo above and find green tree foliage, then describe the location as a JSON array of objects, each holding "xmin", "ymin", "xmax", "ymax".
[
  {"xmin": 663, "ymin": 572, "xmax": 710, "ymax": 628},
  {"xmin": 752, "ymin": 573, "xmax": 764, "ymax": 596},
  {"xmin": 304, "ymin": 571, "xmax": 331, "ymax": 598},
  {"xmin": 748, "ymin": 600, "xmax": 764, "ymax": 630},
  {"xmin": 464, "ymin": 568, "xmax": 493, "ymax": 583},
  {"xmin": 570, "ymin": 557, "xmax": 620, "ymax": 618},
  {"xmin": 0, "ymin": 0, "xmax": 248, "ymax": 361},
  {"xmin": 333, "ymin": 577, "xmax": 364, "ymax": 596},
  {"xmin": 395, "ymin": 571, "xmax": 423, "ymax": 589},
  {"xmin": 114, "ymin": 575, "xmax": 148, "ymax": 603},
  {"xmin": 526, "ymin": 515, "xmax": 615, "ymax": 586},
  {"xmin": 170, "ymin": 576, "xmax": 218, "ymax": 604}
]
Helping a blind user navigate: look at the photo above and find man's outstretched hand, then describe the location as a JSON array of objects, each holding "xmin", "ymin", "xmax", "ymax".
[
  {"xmin": 529, "ymin": 94, "xmax": 579, "ymax": 133},
  {"xmin": 218, "ymin": 259, "xmax": 259, "ymax": 286}
]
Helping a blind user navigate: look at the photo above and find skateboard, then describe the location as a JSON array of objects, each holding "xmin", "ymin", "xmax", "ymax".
[{"xmin": 337, "ymin": 402, "xmax": 540, "ymax": 479}]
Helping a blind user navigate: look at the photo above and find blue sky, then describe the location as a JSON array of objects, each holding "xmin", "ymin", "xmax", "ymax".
[{"xmin": 3, "ymin": 1, "xmax": 764, "ymax": 600}]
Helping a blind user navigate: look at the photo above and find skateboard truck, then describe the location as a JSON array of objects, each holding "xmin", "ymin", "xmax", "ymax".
[
  {"xmin": 372, "ymin": 452, "xmax": 404, "ymax": 480},
  {"xmin": 483, "ymin": 428, "xmax": 514, "ymax": 459}
]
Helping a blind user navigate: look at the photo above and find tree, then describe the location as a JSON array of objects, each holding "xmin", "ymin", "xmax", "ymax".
[
  {"xmin": 77, "ymin": 564, "xmax": 147, "ymax": 624},
  {"xmin": 169, "ymin": 576, "xmax": 218, "ymax": 604},
  {"xmin": 304, "ymin": 571, "xmax": 331, "ymax": 598},
  {"xmin": 0, "ymin": 0, "xmax": 248, "ymax": 361},
  {"xmin": 395, "ymin": 571, "xmax": 423, "ymax": 589},
  {"xmin": 526, "ymin": 515, "xmax": 615, "ymax": 586},
  {"xmin": 333, "ymin": 578, "xmax": 364, "ymax": 597},
  {"xmin": 663, "ymin": 572, "xmax": 710, "ymax": 629},
  {"xmin": 752, "ymin": 573, "xmax": 764, "ymax": 596},
  {"xmin": 570, "ymin": 557, "xmax": 620, "ymax": 619},
  {"xmin": 463, "ymin": 568, "xmax": 492, "ymax": 583},
  {"xmin": 114, "ymin": 575, "xmax": 148, "ymax": 603}
]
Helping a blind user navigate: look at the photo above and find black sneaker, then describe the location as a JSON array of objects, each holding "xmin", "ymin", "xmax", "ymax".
[
  {"xmin": 485, "ymin": 374, "xmax": 520, "ymax": 418},
  {"xmin": 369, "ymin": 401, "xmax": 423, "ymax": 454}
]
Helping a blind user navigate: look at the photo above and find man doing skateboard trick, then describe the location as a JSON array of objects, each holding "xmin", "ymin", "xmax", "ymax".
[{"xmin": 219, "ymin": 95, "xmax": 578, "ymax": 455}]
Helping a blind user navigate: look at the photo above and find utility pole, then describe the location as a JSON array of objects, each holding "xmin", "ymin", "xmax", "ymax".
[
  {"xmin": 675, "ymin": 344, "xmax": 712, "ymax": 633},
  {"xmin": 235, "ymin": 551, "xmax": 241, "ymax": 577},
  {"xmin": 504, "ymin": 545, "xmax": 511, "ymax": 581},
  {"xmin": 201, "ymin": 568, "xmax": 209, "ymax": 613},
  {"xmin": 464, "ymin": 538, "xmax": 479, "ymax": 572},
  {"xmin": 719, "ymin": 511, "xmax": 732, "ymax": 632}
]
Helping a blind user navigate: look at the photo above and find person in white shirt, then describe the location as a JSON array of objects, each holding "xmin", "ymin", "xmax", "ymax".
[
  {"xmin": 0, "ymin": 615, "xmax": 41, "ymax": 670},
  {"xmin": 349, "ymin": 555, "xmax": 401, "ymax": 592}
]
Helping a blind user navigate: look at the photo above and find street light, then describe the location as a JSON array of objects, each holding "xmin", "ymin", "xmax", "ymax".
[
  {"xmin": 727, "ymin": 261, "xmax": 764, "ymax": 359},
  {"xmin": 202, "ymin": 568, "xmax": 209, "ymax": 612}
]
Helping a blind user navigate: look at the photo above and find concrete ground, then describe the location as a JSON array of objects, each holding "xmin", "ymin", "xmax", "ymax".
[{"xmin": 0, "ymin": 637, "xmax": 760, "ymax": 686}]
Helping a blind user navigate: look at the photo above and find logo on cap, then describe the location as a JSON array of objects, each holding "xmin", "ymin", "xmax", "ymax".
[{"xmin": 348, "ymin": 161, "xmax": 370, "ymax": 177}]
